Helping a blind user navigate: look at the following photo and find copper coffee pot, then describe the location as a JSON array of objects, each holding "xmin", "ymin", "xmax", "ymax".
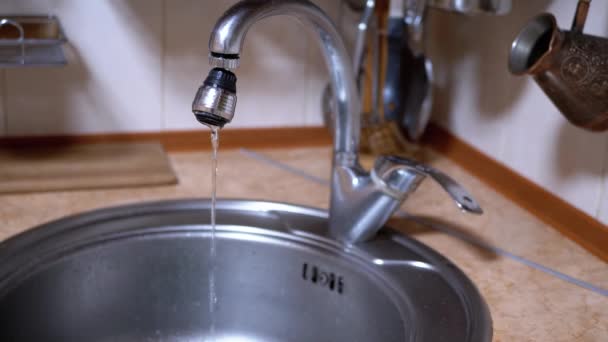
[{"xmin": 509, "ymin": 0, "xmax": 608, "ymax": 131}]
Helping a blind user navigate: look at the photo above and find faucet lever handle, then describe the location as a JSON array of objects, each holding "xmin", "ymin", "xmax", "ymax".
[{"xmin": 373, "ymin": 156, "xmax": 483, "ymax": 214}]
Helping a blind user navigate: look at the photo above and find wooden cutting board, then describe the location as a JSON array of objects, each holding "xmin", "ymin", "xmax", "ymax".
[{"xmin": 0, "ymin": 142, "xmax": 177, "ymax": 194}]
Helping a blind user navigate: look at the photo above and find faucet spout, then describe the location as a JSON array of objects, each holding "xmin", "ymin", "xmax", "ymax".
[{"xmin": 201, "ymin": 0, "xmax": 361, "ymax": 161}]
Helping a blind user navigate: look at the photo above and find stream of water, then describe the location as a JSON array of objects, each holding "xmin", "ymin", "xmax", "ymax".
[{"xmin": 208, "ymin": 127, "xmax": 219, "ymax": 341}]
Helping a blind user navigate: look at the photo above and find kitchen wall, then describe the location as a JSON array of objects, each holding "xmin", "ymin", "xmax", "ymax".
[
  {"xmin": 0, "ymin": 0, "xmax": 342, "ymax": 136},
  {"xmin": 0, "ymin": 1, "xmax": 606, "ymax": 225},
  {"xmin": 426, "ymin": 0, "xmax": 608, "ymax": 224}
]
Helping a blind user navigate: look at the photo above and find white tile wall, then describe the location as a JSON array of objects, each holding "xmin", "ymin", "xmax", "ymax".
[
  {"xmin": 426, "ymin": 10, "xmax": 513, "ymax": 158},
  {"xmin": 0, "ymin": 0, "xmax": 342, "ymax": 132},
  {"xmin": 501, "ymin": 88, "xmax": 608, "ymax": 218},
  {"xmin": 427, "ymin": 0, "xmax": 608, "ymax": 222},
  {"xmin": 1, "ymin": 0, "xmax": 163, "ymax": 135}
]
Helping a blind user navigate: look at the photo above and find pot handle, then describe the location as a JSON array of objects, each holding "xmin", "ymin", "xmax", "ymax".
[{"xmin": 571, "ymin": 0, "xmax": 590, "ymax": 33}]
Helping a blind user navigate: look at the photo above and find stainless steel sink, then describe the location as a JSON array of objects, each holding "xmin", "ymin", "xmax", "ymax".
[{"xmin": 0, "ymin": 199, "xmax": 491, "ymax": 341}]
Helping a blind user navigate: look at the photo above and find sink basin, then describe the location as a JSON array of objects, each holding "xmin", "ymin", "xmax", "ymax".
[{"xmin": 0, "ymin": 199, "xmax": 491, "ymax": 341}]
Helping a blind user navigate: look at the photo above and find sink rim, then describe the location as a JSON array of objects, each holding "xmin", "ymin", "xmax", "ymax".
[{"xmin": 0, "ymin": 198, "xmax": 492, "ymax": 341}]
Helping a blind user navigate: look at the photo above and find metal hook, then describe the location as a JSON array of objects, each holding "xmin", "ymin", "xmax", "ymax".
[{"xmin": 0, "ymin": 18, "xmax": 26, "ymax": 64}]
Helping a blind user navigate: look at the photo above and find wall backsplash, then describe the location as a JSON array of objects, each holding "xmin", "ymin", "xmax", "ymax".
[
  {"xmin": 0, "ymin": 0, "xmax": 343, "ymax": 136},
  {"xmin": 0, "ymin": 1, "xmax": 606, "ymax": 225}
]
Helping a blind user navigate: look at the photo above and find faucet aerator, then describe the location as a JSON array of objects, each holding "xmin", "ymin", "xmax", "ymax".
[
  {"xmin": 192, "ymin": 67, "xmax": 238, "ymax": 129},
  {"xmin": 193, "ymin": 108, "xmax": 231, "ymax": 129}
]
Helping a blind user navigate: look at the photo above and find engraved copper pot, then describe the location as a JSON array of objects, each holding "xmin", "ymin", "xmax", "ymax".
[{"xmin": 508, "ymin": 0, "xmax": 608, "ymax": 131}]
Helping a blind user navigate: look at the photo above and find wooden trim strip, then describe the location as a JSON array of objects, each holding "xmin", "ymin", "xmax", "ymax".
[
  {"xmin": 0, "ymin": 127, "xmax": 332, "ymax": 152},
  {"xmin": 422, "ymin": 123, "xmax": 608, "ymax": 262}
]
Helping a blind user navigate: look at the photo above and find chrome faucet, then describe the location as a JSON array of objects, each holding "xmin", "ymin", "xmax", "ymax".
[{"xmin": 192, "ymin": 0, "xmax": 482, "ymax": 243}]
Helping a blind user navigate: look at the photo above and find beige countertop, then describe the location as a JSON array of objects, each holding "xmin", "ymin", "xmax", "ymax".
[{"xmin": 0, "ymin": 146, "xmax": 606, "ymax": 341}]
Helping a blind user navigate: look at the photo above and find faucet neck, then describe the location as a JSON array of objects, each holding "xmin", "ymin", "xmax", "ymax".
[{"xmin": 209, "ymin": 0, "xmax": 361, "ymax": 162}]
